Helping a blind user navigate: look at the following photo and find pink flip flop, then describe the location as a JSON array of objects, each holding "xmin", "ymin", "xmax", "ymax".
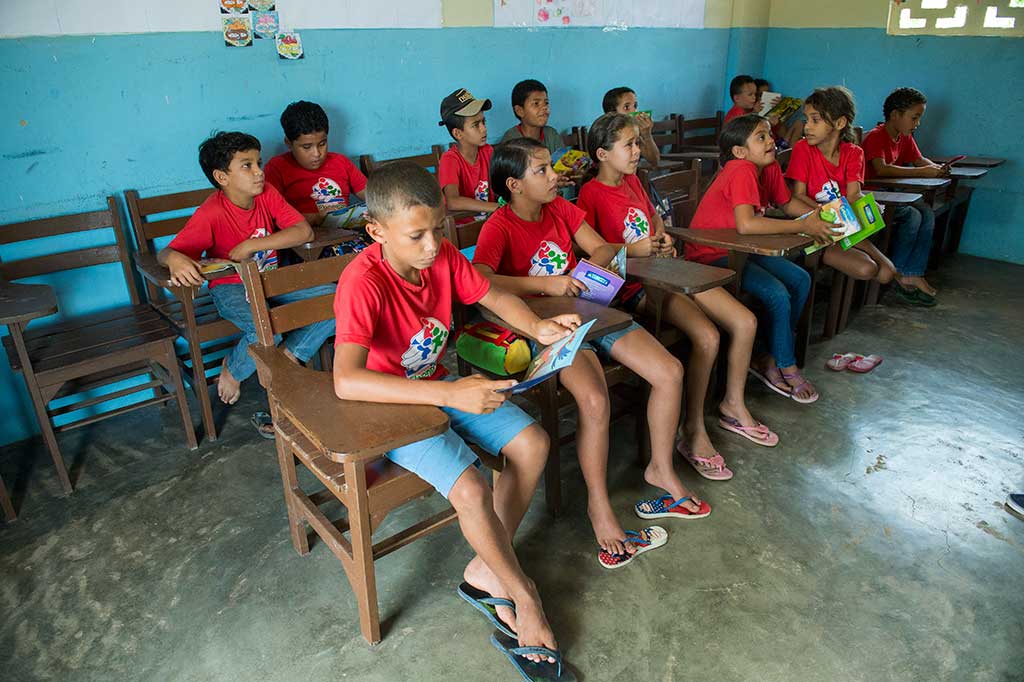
[
  {"xmin": 677, "ymin": 443, "xmax": 733, "ymax": 480},
  {"xmin": 847, "ymin": 354, "xmax": 883, "ymax": 373},
  {"xmin": 826, "ymin": 353, "xmax": 857, "ymax": 371},
  {"xmin": 781, "ymin": 369, "xmax": 819, "ymax": 404},
  {"xmin": 718, "ymin": 414, "xmax": 779, "ymax": 447}
]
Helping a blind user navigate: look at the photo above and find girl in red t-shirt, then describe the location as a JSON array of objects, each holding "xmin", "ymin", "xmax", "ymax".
[
  {"xmin": 689, "ymin": 115, "xmax": 839, "ymax": 404},
  {"xmin": 474, "ymin": 137, "xmax": 712, "ymax": 566},
  {"xmin": 580, "ymin": 113, "xmax": 778, "ymax": 480},
  {"xmin": 786, "ymin": 87, "xmax": 897, "ymax": 289}
]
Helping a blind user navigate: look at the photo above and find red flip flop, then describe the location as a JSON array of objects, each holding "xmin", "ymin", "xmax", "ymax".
[
  {"xmin": 848, "ymin": 354, "xmax": 883, "ymax": 373},
  {"xmin": 825, "ymin": 353, "xmax": 857, "ymax": 371}
]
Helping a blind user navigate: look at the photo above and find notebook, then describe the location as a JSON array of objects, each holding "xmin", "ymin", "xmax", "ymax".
[{"xmin": 497, "ymin": 318, "xmax": 596, "ymax": 394}]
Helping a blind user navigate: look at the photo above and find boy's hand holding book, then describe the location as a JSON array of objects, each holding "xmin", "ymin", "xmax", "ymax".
[
  {"xmin": 444, "ymin": 374, "xmax": 516, "ymax": 414},
  {"xmin": 804, "ymin": 210, "xmax": 845, "ymax": 245},
  {"xmin": 532, "ymin": 313, "xmax": 582, "ymax": 346},
  {"xmin": 165, "ymin": 251, "xmax": 205, "ymax": 287},
  {"xmin": 650, "ymin": 232, "xmax": 676, "ymax": 258},
  {"xmin": 544, "ymin": 275, "xmax": 589, "ymax": 297}
]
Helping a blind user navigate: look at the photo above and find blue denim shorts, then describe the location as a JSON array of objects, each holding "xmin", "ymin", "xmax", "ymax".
[{"xmin": 384, "ymin": 381, "xmax": 534, "ymax": 498}]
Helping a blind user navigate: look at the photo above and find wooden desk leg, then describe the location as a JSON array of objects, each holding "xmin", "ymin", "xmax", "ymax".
[
  {"xmin": 9, "ymin": 321, "xmax": 73, "ymax": 494},
  {"xmin": 0, "ymin": 473, "xmax": 15, "ymax": 521},
  {"xmin": 946, "ymin": 186, "xmax": 973, "ymax": 255},
  {"xmin": 795, "ymin": 251, "xmax": 821, "ymax": 368},
  {"xmin": 726, "ymin": 251, "xmax": 748, "ymax": 298},
  {"xmin": 345, "ymin": 459, "xmax": 382, "ymax": 645}
]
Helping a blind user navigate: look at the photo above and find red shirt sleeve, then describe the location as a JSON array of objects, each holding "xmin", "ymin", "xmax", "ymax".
[
  {"xmin": 447, "ymin": 241, "xmax": 491, "ymax": 304},
  {"xmin": 552, "ymin": 196, "xmax": 586, "ymax": 236},
  {"xmin": 861, "ymin": 130, "xmax": 886, "ymax": 163},
  {"xmin": 576, "ymin": 181, "xmax": 599, "ymax": 232},
  {"xmin": 263, "ymin": 184, "xmax": 305, "ymax": 230},
  {"xmin": 728, "ymin": 161, "xmax": 764, "ymax": 209},
  {"xmin": 472, "ymin": 214, "xmax": 511, "ymax": 273},
  {"xmin": 900, "ymin": 136, "xmax": 923, "ymax": 165},
  {"xmin": 763, "ymin": 162, "xmax": 791, "ymax": 207},
  {"xmin": 167, "ymin": 200, "xmax": 216, "ymax": 260},
  {"xmin": 333, "ymin": 270, "xmax": 384, "ymax": 349},
  {"xmin": 438, "ymin": 149, "xmax": 460, "ymax": 191},
  {"xmin": 845, "ymin": 144, "xmax": 865, "ymax": 185},
  {"xmin": 340, "ymin": 154, "xmax": 368, "ymax": 195},
  {"xmin": 784, "ymin": 141, "xmax": 811, "ymax": 184}
]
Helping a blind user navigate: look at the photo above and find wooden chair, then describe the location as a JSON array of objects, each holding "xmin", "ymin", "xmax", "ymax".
[
  {"xmin": 644, "ymin": 162, "xmax": 702, "ymax": 230},
  {"xmin": 360, "ymin": 146, "xmax": 446, "ymax": 177},
  {"xmin": 650, "ymin": 117, "xmax": 682, "ymax": 153},
  {"xmin": 237, "ymin": 254, "xmax": 502, "ymax": 644},
  {"xmin": 560, "ymin": 129, "xmax": 582, "ymax": 150},
  {"xmin": 126, "ymin": 187, "xmax": 238, "ymax": 442},
  {"xmin": 677, "ymin": 111, "xmax": 723, "ymax": 150},
  {"xmin": 0, "ymin": 198, "xmax": 197, "ymax": 495},
  {"xmin": 445, "ymin": 217, "xmax": 646, "ymax": 515}
]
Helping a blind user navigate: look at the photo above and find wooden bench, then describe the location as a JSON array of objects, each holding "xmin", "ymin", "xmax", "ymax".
[
  {"xmin": 237, "ymin": 253, "xmax": 504, "ymax": 644},
  {"xmin": 0, "ymin": 198, "xmax": 197, "ymax": 499},
  {"xmin": 126, "ymin": 187, "xmax": 239, "ymax": 442}
]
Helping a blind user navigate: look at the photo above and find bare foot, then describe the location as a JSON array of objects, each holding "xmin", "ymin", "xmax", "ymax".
[
  {"xmin": 643, "ymin": 462, "xmax": 701, "ymax": 512},
  {"xmin": 508, "ymin": 590, "xmax": 558, "ymax": 664},
  {"xmin": 718, "ymin": 399, "xmax": 757, "ymax": 429},
  {"xmin": 779, "ymin": 364, "xmax": 818, "ymax": 402},
  {"xmin": 683, "ymin": 425, "xmax": 718, "ymax": 460},
  {"xmin": 589, "ymin": 500, "xmax": 631, "ymax": 556},
  {"xmin": 463, "ymin": 557, "xmax": 516, "ymax": 635},
  {"xmin": 217, "ymin": 360, "xmax": 241, "ymax": 405},
  {"xmin": 898, "ymin": 275, "xmax": 937, "ymax": 297}
]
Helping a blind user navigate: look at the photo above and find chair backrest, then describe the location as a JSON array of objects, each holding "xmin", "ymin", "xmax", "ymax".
[
  {"xmin": 238, "ymin": 254, "xmax": 353, "ymax": 346},
  {"xmin": 851, "ymin": 125, "xmax": 864, "ymax": 145},
  {"xmin": 679, "ymin": 111, "xmax": 724, "ymax": 147},
  {"xmin": 360, "ymin": 146, "xmax": 446, "ymax": 177},
  {"xmin": 776, "ymin": 147, "xmax": 793, "ymax": 173},
  {"xmin": 560, "ymin": 129, "xmax": 581, "ymax": 150},
  {"xmin": 572, "ymin": 126, "xmax": 588, "ymax": 152},
  {"xmin": 0, "ymin": 197, "xmax": 141, "ymax": 305},
  {"xmin": 650, "ymin": 118, "xmax": 681, "ymax": 152},
  {"xmin": 649, "ymin": 162, "xmax": 702, "ymax": 229}
]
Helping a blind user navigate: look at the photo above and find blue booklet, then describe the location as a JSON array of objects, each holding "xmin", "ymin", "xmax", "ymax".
[{"xmin": 497, "ymin": 319, "xmax": 596, "ymax": 394}]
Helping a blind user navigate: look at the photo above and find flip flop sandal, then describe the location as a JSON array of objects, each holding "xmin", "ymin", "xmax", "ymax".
[
  {"xmin": 635, "ymin": 494, "xmax": 711, "ymax": 520},
  {"xmin": 780, "ymin": 371, "xmax": 819, "ymax": 404},
  {"xmin": 893, "ymin": 284, "xmax": 934, "ymax": 308},
  {"xmin": 747, "ymin": 366, "xmax": 792, "ymax": 398},
  {"xmin": 847, "ymin": 354, "xmax": 883, "ymax": 374},
  {"xmin": 913, "ymin": 289, "xmax": 937, "ymax": 307},
  {"xmin": 250, "ymin": 411, "xmax": 276, "ymax": 439},
  {"xmin": 677, "ymin": 443, "xmax": 734, "ymax": 480},
  {"xmin": 597, "ymin": 526, "xmax": 668, "ymax": 570},
  {"xmin": 457, "ymin": 582, "xmax": 517, "ymax": 638},
  {"xmin": 491, "ymin": 631, "xmax": 576, "ymax": 682},
  {"xmin": 825, "ymin": 353, "xmax": 858, "ymax": 371},
  {"xmin": 718, "ymin": 414, "xmax": 779, "ymax": 447}
]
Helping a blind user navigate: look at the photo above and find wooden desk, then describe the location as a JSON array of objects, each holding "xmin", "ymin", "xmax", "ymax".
[
  {"xmin": 872, "ymin": 190, "xmax": 923, "ymax": 206},
  {"xmin": 931, "ymin": 155, "xmax": 1005, "ymax": 168},
  {"xmin": 480, "ymin": 296, "xmax": 632, "ymax": 344},
  {"xmin": 626, "ymin": 256, "xmax": 735, "ymax": 336},
  {"xmin": 134, "ymin": 252, "xmax": 240, "ymax": 288},
  {"xmin": 864, "ymin": 177, "xmax": 950, "ymax": 206},
  {"xmin": 668, "ymin": 227, "xmax": 816, "ymax": 366},
  {"xmin": 948, "ymin": 167, "xmax": 989, "ymax": 180},
  {"xmin": 292, "ymin": 226, "xmax": 364, "ymax": 262}
]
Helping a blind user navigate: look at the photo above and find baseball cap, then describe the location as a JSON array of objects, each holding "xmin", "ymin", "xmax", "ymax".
[{"xmin": 438, "ymin": 88, "xmax": 492, "ymax": 126}]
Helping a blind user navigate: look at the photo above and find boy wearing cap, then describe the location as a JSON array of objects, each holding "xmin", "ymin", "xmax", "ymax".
[{"xmin": 438, "ymin": 88, "xmax": 499, "ymax": 216}]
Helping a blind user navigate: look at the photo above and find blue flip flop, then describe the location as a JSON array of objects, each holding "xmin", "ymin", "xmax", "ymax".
[
  {"xmin": 490, "ymin": 631, "xmax": 576, "ymax": 682},
  {"xmin": 457, "ymin": 582, "xmax": 517, "ymax": 638}
]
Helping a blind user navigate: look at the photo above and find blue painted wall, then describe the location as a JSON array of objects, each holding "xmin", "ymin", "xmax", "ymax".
[
  {"xmin": 723, "ymin": 27, "xmax": 768, "ymax": 110},
  {"xmin": 762, "ymin": 28, "xmax": 1023, "ymax": 265},
  {"xmin": 0, "ymin": 27, "xmax": 738, "ymax": 445}
]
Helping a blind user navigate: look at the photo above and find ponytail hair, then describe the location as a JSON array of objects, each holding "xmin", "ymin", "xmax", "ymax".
[
  {"xmin": 805, "ymin": 86, "xmax": 857, "ymax": 144},
  {"xmin": 717, "ymin": 114, "xmax": 769, "ymax": 166},
  {"xmin": 584, "ymin": 112, "xmax": 637, "ymax": 181}
]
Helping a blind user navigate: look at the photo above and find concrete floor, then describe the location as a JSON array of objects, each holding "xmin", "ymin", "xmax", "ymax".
[{"xmin": 1, "ymin": 254, "xmax": 1022, "ymax": 682}]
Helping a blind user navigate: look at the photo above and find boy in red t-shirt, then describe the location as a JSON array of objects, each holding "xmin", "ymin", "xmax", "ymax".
[
  {"xmin": 159, "ymin": 132, "xmax": 334, "ymax": 413},
  {"xmin": 263, "ymin": 101, "xmax": 367, "ymax": 227},
  {"xmin": 859, "ymin": 87, "xmax": 942, "ymax": 302},
  {"xmin": 333, "ymin": 161, "xmax": 578, "ymax": 676},
  {"xmin": 725, "ymin": 75, "xmax": 758, "ymax": 123},
  {"xmin": 437, "ymin": 88, "xmax": 499, "ymax": 217}
]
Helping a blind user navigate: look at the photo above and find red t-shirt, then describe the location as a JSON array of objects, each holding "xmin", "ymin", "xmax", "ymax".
[
  {"xmin": 785, "ymin": 139, "xmax": 865, "ymax": 203},
  {"xmin": 264, "ymin": 151, "xmax": 367, "ymax": 215},
  {"xmin": 687, "ymin": 160, "xmax": 790, "ymax": 264},
  {"xmin": 861, "ymin": 124, "xmax": 923, "ymax": 179},
  {"xmin": 167, "ymin": 185, "xmax": 302, "ymax": 288},
  {"xmin": 333, "ymin": 240, "xmax": 489, "ymax": 380},
  {"xmin": 473, "ymin": 198, "xmax": 584, "ymax": 277},
  {"xmin": 725, "ymin": 104, "xmax": 750, "ymax": 123},
  {"xmin": 438, "ymin": 144, "xmax": 493, "ymax": 204}
]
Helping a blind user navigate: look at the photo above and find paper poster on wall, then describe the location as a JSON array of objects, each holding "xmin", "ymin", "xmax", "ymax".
[
  {"xmin": 223, "ymin": 13, "xmax": 253, "ymax": 46},
  {"xmin": 219, "ymin": 0, "xmax": 248, "ymax": 13},
  {"xmin": 494, "ymin": 0, "xmax": 704, "ymax": 28},
  {"xmin": 277, "ymin": 31, "xmax": 304, "ymax": 59},
  {"xmin": 248, "ymin": 0, "xmax": 275, "ymax": 10},
  {"xmin": 252, "ymin": 10, "xmax": 279, "ymax": 38}
]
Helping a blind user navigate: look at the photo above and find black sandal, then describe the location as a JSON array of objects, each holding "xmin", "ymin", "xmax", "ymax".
[{"xmin": 250, "ymin": 411, "xmax": 275, "ymax": 439}]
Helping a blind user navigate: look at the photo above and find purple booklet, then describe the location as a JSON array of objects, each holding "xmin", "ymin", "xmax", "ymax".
[{"xmin": 569, "ymin": 248, "xmax": 626, "ymax": 306}]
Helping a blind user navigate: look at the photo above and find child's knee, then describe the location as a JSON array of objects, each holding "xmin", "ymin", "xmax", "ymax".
[
  {"xmin": 691, "ymin": 322, "xmax": 720, "ymax": 357},
  {"xmin": 573, "ymin": 384, "xmax": 611, "ymax": 422},
  {"xmin": 735, "ymin": 307, "xmax": 758, "ymax": 340},
  {"xmin": 448, "ymin": 468, "xmax": 492, "ymax": 512},
  {"xmin": 507, "ymin": 424, "xmax": 549, "ymax": 466},
  {"xmin": 851, "ymin": 259, "xmax": 879, "ymax": 281},
  {"xmin": 653, "ymin": 351, "xmax": 684, "ymax": 388}
]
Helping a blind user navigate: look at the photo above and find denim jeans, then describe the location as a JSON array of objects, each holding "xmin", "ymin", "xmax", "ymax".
[
  {"xmin": 715, "ymin": 254, "xmax": 810, "ymax": 368},
  {"xmin": 889, "ymin": 201, "xmax": 935, "ymax": 277},
  {"xmin": 209, "ymin": 282, "xmax": 337, "ymax": 382}
]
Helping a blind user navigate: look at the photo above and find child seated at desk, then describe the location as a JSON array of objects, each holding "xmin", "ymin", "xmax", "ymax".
[
  {"xmin": 332, "ymin": 161, "xmax": 575, "ymax": 674},
  {"xmin": 437, "ymin": 88, "xmax": 499, "ymax": 218},
  {"xmin": 755, "ymin": 77, "xmax": 804, "ymax": 148},
  {"xmin": 687, "ymin": 115, "xmax": 839, "ymax": 404},
  {"xmin": 158, "ymin": 132, "xmax": 335, "ymax": 415},
  {"xmin": 602, "ymin": 86, "xmax": 660, "ymax": 165},
  {"xmin": 500, "ymin": 79, "xmax": 575, "ymax": 191},
  {"xmin": 726, "ymin": 75, "xmax": 759, "ymax": 123},
  {"xmin": 264, "ymin": 100, "xmax": 366, "ymax": 227},
  {"xmin": 578, "ymin": 113, "xmax": 777, "ymax": 480},
  {"xmin": 785, "ymin": 87, "xmax": 899, "ymax": 294},
  {"xmin": 860, "ymin": 87, "xmax": 941, "ymax": 303},
  {"xmin": 474, "ymin": 137, "xmax": 710, "ymax": 567}
]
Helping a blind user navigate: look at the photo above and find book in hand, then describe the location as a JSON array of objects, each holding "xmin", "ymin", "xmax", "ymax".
[
  {"xmin": 322, "ymin": 201, "xmax": 369, "ymax": 230},
  {"xmin": 569, "ymin": 247, "xmax": 626, "ymax": 306},
  {"xmin": 198, "ymin": 258, "xmax": 236, "ymax": 275},
  {"xmin": 803, "ymin": 194, "xmax": 886, "ymax": 255},
  {"xmin": 497, "ymin": 319, "xmax": 596, "ymax": 394},
  {"xmin": 763, "ymin": 96, "xmax": 803, "ymax": 122},
  {"xmin": 551, "ymin": 147, "xmax": 592, "ymax": 175},
  {"xmin": 757, "ymin": 92, "xmax": 783, "ymax": 116}
]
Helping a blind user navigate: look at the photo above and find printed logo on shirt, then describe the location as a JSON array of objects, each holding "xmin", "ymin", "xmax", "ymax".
[
  {"xmin": 528, "ymin": 240, "xmax": 570, "ymax": 276},
  {"xmin": 310, "ymin": 176, "xmax": 346, "ymax": 210},
  {"xmin": 815, "ymin": 180, "xmax": 841, "ymax": 204},
  {"xmin": 400, "ymin": 317, "xmax": 449, "ymax": 379},
  {"xmin": 474, "ymin": 180, "xmax": 489, "ymax": 202},
  {"xmin": 250, "ymin": 227, "xmax": 278, "ymax": 272},
  {"xmin": 622, "ymin": 207, "xmax": 650, "ymax": 244}
]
